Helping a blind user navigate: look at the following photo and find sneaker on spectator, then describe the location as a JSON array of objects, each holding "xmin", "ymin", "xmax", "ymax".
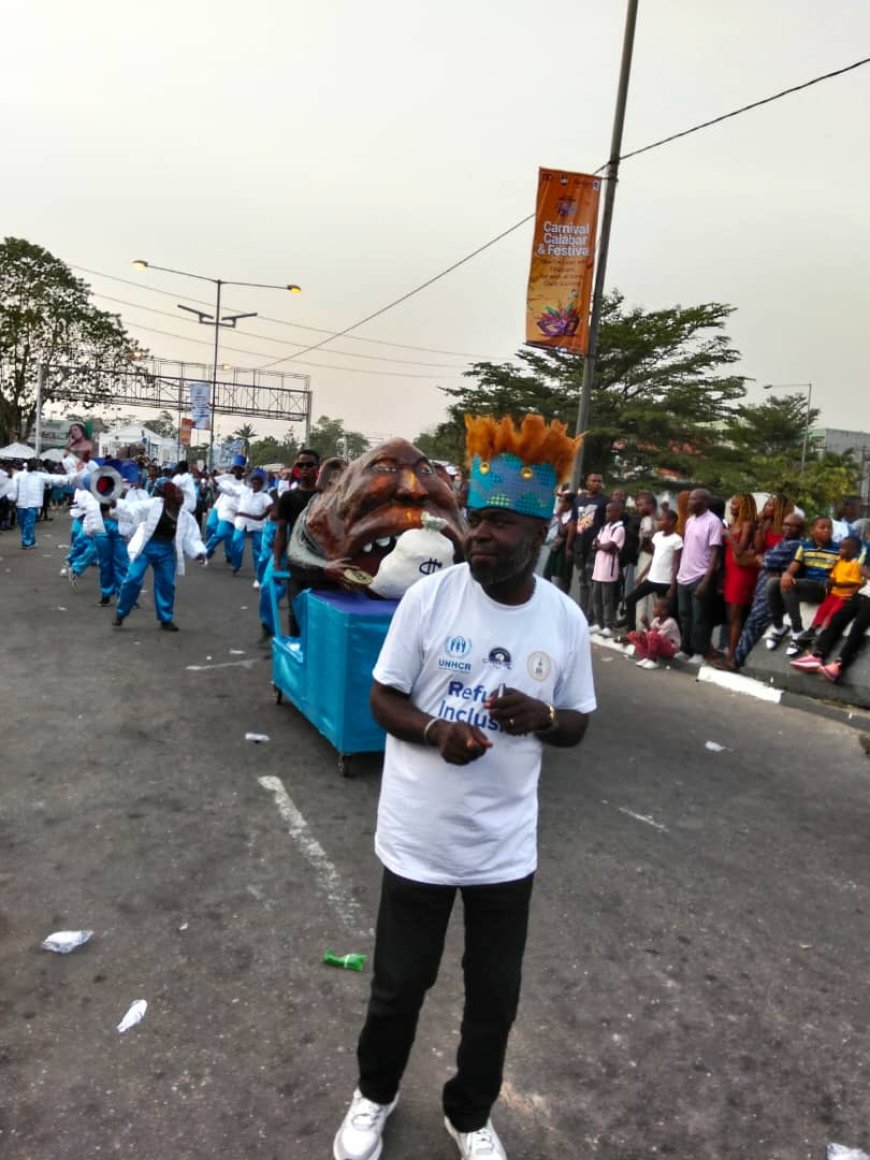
[
  {"xmin": 640, "ymin": 658, "xmax": 659, "ymax": 670},
  {"xmin": 785, "ymin": 635, "xmax": 804, "ymax": 657},
  {"xmin": 687, "ymin": 654, "xmax": 705, "ymax": 665},
  {"xmin": 790, "ymin": 654, "xmax": 823, "ymax": 671},
  {"xmin": 444, "ymin": 1117, "xmax": 507, "ymax": 1159},
  {"xmin": 599, "ymin": 627, "xmax": 613, "ymax": 638},
  {"xmin": 333, "ymin": 1090, "xmax": 397, "ymax": 1160},
  {"xmin": 587, "ymin": 623, "xmax": 603, "ymax": 635},
  {"xmin": 624, "ymin": 644, "xmax": 636, "ymax": 657},
  {"xmin": 819, "ymin": 661, "xmax": 842, "ymax": 683},
  {"xmin": 764, "ymin": 624, "xmax": 788, "ymax": 650},
  {"xmin": 635, "ymin": 658, "xmax": 647, "ymax": 667},
  {"xmin": 673, "ymin": 650, "xmax": 691, "ymax": 661}
]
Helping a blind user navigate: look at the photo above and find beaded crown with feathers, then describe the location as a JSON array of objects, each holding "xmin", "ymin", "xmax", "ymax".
[{"xmin": 465, "ymin": 414, "xmax": 582, "ymax": 519}]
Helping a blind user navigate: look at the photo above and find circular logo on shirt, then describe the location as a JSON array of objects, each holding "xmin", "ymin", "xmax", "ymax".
[
  {"xmin": 527, "ymin": 651, "xmax": 552, "ymax": 682},
  {"xmin": 486, "ymin": 646, "xmax": 512, "ymax": 669},
  {"xmin": 445, "ymin": 634, "xmax": 472, "ymax": 658}
]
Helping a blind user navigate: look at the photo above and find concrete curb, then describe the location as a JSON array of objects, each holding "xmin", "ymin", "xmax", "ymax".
[{"xmin": 591, "ymin": 636, "xmax": 870, "ymax": 733}]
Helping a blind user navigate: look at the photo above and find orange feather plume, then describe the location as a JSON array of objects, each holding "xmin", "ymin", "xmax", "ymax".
[{"xmin": 464, "ymin": 414, "xmax": 582, "ymax": 484}]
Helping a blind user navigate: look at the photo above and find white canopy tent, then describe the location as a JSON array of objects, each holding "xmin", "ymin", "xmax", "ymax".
[{"xmin": 0, "ymin": 442, "xmax": 37, "ymax": 459}]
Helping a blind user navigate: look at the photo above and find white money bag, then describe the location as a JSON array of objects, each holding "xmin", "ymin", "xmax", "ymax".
[{"xmin": 369, "ymin": 512, "xmax": 456, "ymax": 598}]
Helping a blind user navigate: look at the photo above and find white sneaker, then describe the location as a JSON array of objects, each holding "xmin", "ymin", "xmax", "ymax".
[
  {"xmin": 445, "ymin": 1117, "xmax": 507, "ymax": 1158},
  {"xmin": 688, "ymin": 654, "xmax": 705, "ymax": 665},
  {"xmin": 587, "ymin": 623, "xmax": 603, "ymax": 635},
  {"xmin": 333, "ymin": 1089, "xmax": 397, "ymax": 1160},
  {"xmin": 624, "ymin": 644, "xmax": 636, "ymax": 657},
  {"xmin": 59, "ymin": 567, "xmax": 68, "ymax": 576},
  {"xmin": 764, "ymin": 624, "xmax": 788, "ymax": 650},
  {"xmin": 640, "ymin": 658, "xmax": 659, "ymax": 670},
  {"xmin": 673, "ymin": 650, "xmax": 691, "ymax": 661},
  {"xmin": 598, "ymin": 627, "xmax": 613, "ymax": 638}
]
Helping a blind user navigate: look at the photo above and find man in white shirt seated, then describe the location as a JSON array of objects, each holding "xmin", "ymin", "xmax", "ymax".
[{"xmin": 333, "ymin": 415, "xmax": 596, "ymax": 1160}]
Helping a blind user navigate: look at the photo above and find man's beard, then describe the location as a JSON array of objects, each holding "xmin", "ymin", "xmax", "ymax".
[{"xmin": 468, "ymin": 538, "xmax": 538, "ymax": 588}]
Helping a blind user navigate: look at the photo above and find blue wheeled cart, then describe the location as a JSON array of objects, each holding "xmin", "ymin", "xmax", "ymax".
[{"xmin": 269, "ymin": 574, "xmax": 399, "ymax": 776}]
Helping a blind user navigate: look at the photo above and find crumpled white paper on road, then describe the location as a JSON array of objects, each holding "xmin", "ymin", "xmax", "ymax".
[
  {"xmin": 117, "ymin": 999, "xmax": 148, "ymax": 1033},
  {"xmin": 828, "ymin": 1146, "xmax": 870, "ymax": 1160},
  {"xmin": 41, "ymin": 930, "xmax": 93, "ymax": 954}
]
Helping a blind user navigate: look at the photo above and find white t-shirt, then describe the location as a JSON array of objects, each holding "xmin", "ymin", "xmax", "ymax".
[
  {"xmin": 372, "ymin": 563, "xmax": 597, "ymax": 886},
  {"xmin": 648, "ymin": 531, "xmax": 683, "ymax": 585},
  {"xmin": 234, "ymin": 488, "xmax": 273, "ymax": 532}
]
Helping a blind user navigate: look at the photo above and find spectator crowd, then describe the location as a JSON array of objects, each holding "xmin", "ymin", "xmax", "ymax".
[{"xmin": 543, "ymin": 474, "xmax": 870, "ymax": 687}]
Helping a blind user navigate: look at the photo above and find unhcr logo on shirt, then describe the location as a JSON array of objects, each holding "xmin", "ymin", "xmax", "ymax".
[{"xmin": 438, "ymin": 634, "xmax": 473, "ymax": 672}]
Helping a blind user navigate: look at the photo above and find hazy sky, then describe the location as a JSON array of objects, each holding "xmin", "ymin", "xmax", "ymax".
[{"xmin": 2, "ymin": 0, "xmax": 869, "ymax": 447}]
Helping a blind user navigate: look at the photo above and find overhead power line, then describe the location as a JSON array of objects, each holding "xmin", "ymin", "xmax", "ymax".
[
  {"xmin": 255, "ymin": 52, "xmax": 870, "ymax": 372},
  {"xmin": 91, "ymin": 292, "xmax": 474, "ymax": 369},
  {"xmin": 72, "ymin": 265, "xmax": 492, "ymax": 360},
  {"xmin": 120, "ymin": 319, "xmax": 467, "ymax": 379}
]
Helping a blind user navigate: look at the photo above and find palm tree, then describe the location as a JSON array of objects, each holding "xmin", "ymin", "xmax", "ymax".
[{"xmin": 232, "ymin": 423, "xmax": 258, "ymax": 453}]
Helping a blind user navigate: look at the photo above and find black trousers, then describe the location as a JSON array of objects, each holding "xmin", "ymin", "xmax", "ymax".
[
  {"xmin": 623, "ymin": 578, "xmax": 671, "ymax": 631},
  {"xmin": 768, "ymin": 577, "xmax": 826, "ymax": 632},
  {"xmin": 814, "ymin": 594, "xmax": 870, "ymax": 672},
  {"xmin": 357, "ymin": 867, "xmax": 534, "ymax": 1132}
]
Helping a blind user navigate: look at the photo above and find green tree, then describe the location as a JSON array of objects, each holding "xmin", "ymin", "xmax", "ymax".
[
  {"xmin": 306, "ymin": 414, "xmax": 369, "ymax": 460},
  {"xmin": 142, "ymin": 409, "xmax": 179, "ymax": 438},
  {"xmin": 749, "ymin": 451, "xmax": 861, "ymax": 516},
  {"xmin": 232, "ymin": 423, "xmax": 258, "ymax": 452},
  {"xmin": 0, "ymin": 237, "xmax": 146, "ymax": 444},
  {"xmin": 425, "ymin": 292, "xmax": 746, "ymax": 486},
  {"xmin": 724, "ymin": 393, "xmax": 819, "ymax": 464},
  {"xmin": 249, "ymin": 432, "xmax": 299, "ymax": 467}
]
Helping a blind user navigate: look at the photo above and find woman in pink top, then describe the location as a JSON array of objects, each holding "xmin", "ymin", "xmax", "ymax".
[{"xmin": 589, "ymin": 500, "xmax": 625, "ymax": 635}]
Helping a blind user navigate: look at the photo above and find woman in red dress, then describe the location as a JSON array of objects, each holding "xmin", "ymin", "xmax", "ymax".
[
  {"xmin": 723, "ymin": 493, "xmax": 759, "ymax": 661},
  {"xmin": 753, "ymin": 493, "xmax": 794, "ymax": 554}
]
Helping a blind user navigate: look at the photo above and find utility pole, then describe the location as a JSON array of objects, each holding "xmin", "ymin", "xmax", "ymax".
[{"xmin": 574, "ymin": 0, "xmax": 639, "ymax": 485}]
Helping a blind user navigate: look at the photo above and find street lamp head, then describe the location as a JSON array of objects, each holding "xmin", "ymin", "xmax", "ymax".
[
  {"xmin": 287, "ymin": 284, "xmax": 302, "ymax": 294},
  {"xmin": 132, "ymin": 259, "xmax": 149, "ymax": 270}
]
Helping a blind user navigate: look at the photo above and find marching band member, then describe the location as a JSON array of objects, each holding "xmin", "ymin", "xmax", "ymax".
[
  {"xmin": 112, "ymin": 479, "xmax": 206, "ymax": 632},
  {"xmin": 230, "ymin": 469, "xmax": 273, "ymax": 577}
]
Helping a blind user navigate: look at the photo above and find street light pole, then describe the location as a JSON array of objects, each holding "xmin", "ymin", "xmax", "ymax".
[
  {"xmin": 762, "ymin": 381, "xmax": 813, "ymax": 475},
  {"xmin": 132, "ymin": 261, "xmax": 301, "ymax": 468},
  {"xmin": 573, "ymin": 0, "xmax": 639, "ymax": 485}
]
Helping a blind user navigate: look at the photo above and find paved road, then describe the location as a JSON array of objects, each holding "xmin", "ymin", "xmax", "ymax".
[{"xmin": 2, "ymin": 519, "xmax": 870, "ymax": 1160}]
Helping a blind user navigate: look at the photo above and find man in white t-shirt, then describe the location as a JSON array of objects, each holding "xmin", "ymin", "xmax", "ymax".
[
  {"xmin": 334, "ymin": 416, "xmax": 596, "ymax": 1160},
  {"xmin": 622, "ymin": 507, "xmax": 683, "ymax": 633}
]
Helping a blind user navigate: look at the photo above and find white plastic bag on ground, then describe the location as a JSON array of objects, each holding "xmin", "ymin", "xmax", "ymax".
[
  {"xmin": 828, "ymin": 1146, "xmax": 870, "ymax": 1160},
  {"xmin": 41, "ymin": 930, "xmax": 94, "ymax": 954},
  {"xmin": 117, "ymin": 999, "xmax": 148, "ymax": 1033}
]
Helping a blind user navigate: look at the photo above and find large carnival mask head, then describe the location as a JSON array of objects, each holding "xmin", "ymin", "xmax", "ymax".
[{"xmin": 297, "ymin": 437, "xmax": 465, "ymax": 579}]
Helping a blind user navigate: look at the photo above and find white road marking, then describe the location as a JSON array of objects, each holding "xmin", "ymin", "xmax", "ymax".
[
  {"xmin": 258, "ymin": 775, "xmax": 372, "ymax": 938},
  {"xmin": 185, "ymin": 658, "xmax": 258, "ymax": 671},
  {"xmin": 617, "ymin": 806, "xmax": 668, "ymax": 833},
  {"xmin": 698, "ymin": 664, "xmax": 783, "ymax": 703}
]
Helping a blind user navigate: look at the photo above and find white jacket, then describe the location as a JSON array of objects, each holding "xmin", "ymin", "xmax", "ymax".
[
  {"xmin": 116, "ymin": 496, "xmax": 206, "ymax": 576},
  {"xmin": 215, "ymin": 476, "xmax": 243, "ymax": 522},
  {"xmin": 175, "ymin": 473, "xmax": 198, "ymax": 513},
  {"xmin": 15, "ymin": 469, "xmax": 80, "ymax": 508},
  {"xmin": 234, "ymin": 487, "xmax": 273, "ymax": 532}
]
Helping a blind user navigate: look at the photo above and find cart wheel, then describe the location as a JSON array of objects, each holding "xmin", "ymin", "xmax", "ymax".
[
  {"xmin": 273, "ymin": 684, "xmax": 283, "ymax": 705},
  {"xmin": 339, "ymin": 755, "xmax": 355, "ymax": 779}
]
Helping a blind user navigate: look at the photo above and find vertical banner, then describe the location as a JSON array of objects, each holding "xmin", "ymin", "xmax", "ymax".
[
  {"xmin": 525, "ymin": 169, "xmax": 601, "ymax": 353},
  {"xmin": 179, "ymin": 418, "xmax": 194, "ymax": 447},
  {"xmin": 189, "ymin": 381, "xmax": 211, "ymax": 430}
]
